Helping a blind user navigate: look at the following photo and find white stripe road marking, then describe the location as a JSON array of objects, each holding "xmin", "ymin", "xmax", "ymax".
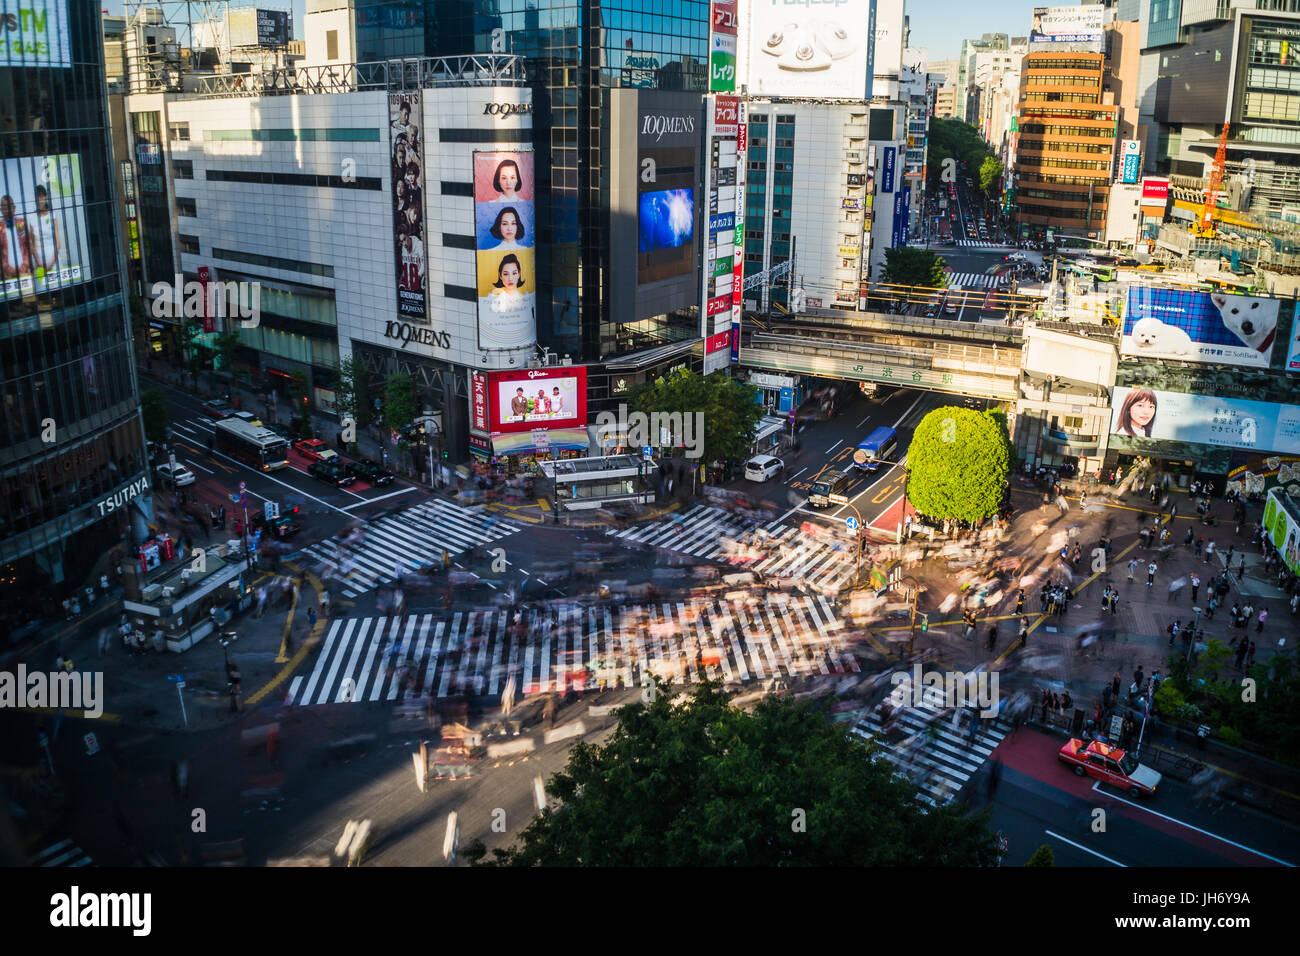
[
  {"xmin": 298, "ymin": 619, "xmax": 342, "ymax": 705},
  {"xmin": 341, "ymin": 486, "xmax": 417, "ymax": 509},
  {"xmin": 1044, "ymin": 830, "xmax": 1127, "ymax": 866},
  {"xmin": 337, "ymin": 617, "xmax": 372, "ymax": 702},
  {"xmin": 353, "ymin": 616, "xmax": 386, "ymax": 701},
  {"xmin": 316, "ymin": 617, "xmax": 357, "ymax": 705}
]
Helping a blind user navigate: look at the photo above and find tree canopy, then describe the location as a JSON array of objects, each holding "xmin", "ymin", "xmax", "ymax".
[
  {"xmin": 907, "ymin": 407, "xmax": 1011, "ymax": 523},
  {"xmin": 927, "ymin": 118, "xmax": 995, "ymax": 190},
  {"xmin": 140, "ymin": 388, "xmax": 170, "ymax": 444},
  {"xmin": 465, "ymin": 681, "xmax": 998, "ymax": 866},
  {"xmin": 626, "ymin": 369, "xmax": 764, "ymax": 465},
  {"xmin": 978, "ymin": 156, "xmax": 1004, "ymax": 197},
  {"xmin": 881, "ymin": 247, "xmax": 948, "ymax": 290}
]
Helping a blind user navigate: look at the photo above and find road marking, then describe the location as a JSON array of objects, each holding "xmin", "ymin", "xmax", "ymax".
[
  {"xmin": 1044, "ymin": 830, "xmax": 1126, "ymax": 866},
  {"xmin": 1091, "ymin": 783, "xmax": 1295, "ymax": 866},
  {"xmin": 341, "ymin": 486, "xmax": 417, "ymax": 509},
  {"xmin": 788, "ymin": 467, "xmax": 807, "ymax": 481},
  {"xmin": 185, "ymin": 460, "xmax": 214, "ymax": 474},
  {"xmin": 826, "ymin": 439, "xmax": 844, "ymax": 454},
  {"xmin": 200, "ymin": 446, "xmax": 353, "ymax": 514}
]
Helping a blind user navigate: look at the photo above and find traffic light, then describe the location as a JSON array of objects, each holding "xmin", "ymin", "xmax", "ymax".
[
  {"xmin": 441, "ymin": 449, "xmax": 450, "ymax": 460},
  {"xmin": 921, "ymin": 614, "xmax": 929, "ymax": 632}
]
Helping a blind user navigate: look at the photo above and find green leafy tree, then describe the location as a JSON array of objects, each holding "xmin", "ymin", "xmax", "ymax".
[
  {"xmin": 626, "ymin": 369, "xmax": 764, "ymax": 467},
  {"xmin": 907, "ymin": 407, "xmax": 1011, "ymax": 523},
  {"xmin": 881, "ymin": 247, "xmax": 948, "ymax": 292},
  {"xmin": 140, "ymin": 388, "xmax": 170, "ymax": 444},
  {"xmin": 214, "ymin": 330, "xmax": 242, "ymax": 382},
  {"xmin": 1025, "ymin": 844, "xmax": 1055, "ymax": 867},
  {"xmin": 334, "ymin": 357, "xmax": 373, "ymax": 431},
  {"xmin": 383, "ymin": 372, "xmax": 417, "ymax": 433},
  {"xmin": 978, "ymin": 155, "xmax": 1004, "ymax": 196},
  {"xmin": 464, "ymin": 681, "xmax": 998, "ymax": 866},
  {"xmin": 287, "ymin": 372, "xmax": 312, "ymax": 439}
]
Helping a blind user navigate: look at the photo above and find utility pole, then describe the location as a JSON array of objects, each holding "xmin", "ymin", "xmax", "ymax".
[{"xmin": 907, "ymin": 582, "xmax": 920, "ymax": 661}]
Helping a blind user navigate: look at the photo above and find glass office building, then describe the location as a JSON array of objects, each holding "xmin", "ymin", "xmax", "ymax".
[
  {"xmin": 425, "ymin": 0, "xmax": 709, "ymax": 361},
  {"xmin": 0, "ymin": 2, "xmax": 148, "ymax": 613}
]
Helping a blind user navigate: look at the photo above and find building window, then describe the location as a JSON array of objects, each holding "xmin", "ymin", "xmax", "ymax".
[
  {"xmin": 176, "ymin": 197, "xmax": 196, "ymax": 217},
  {"xmin": 172, "ymin": 159, "xmax": 193, "ymax": 179},
  {"xmin": 168, "ymin": 121, "xmax": 190, "ymax": 141},
  {"xmin": 327, "ymin": 30, "xmax": 338, "ymax": 61},
  {"xmin": 178, "ymin": 234, "xmax": 200, "ymax": 255}
]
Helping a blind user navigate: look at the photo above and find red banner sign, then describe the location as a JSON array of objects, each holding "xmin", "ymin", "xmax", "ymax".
[
  {"xmin": 707, "ymin": 295, "xmax": 733, "ymax": 317},
  {"xmin": 471, "ymin": 371, "xmax": 488, "ymax": 432},
  {"xmin": 706, "ymin": 330, "xmax": 731, "ymax": 353},
  {"xmin": 711, "ymin": 0, "xmax": 737, "ymax": 33}
]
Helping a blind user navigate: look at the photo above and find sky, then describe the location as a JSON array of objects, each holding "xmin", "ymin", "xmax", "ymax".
[{"xmin": 905, "ymin": 0, "xmax": 1040, "ymax": 63}]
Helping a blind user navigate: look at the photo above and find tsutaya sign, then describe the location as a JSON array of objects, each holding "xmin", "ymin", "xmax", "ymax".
[{"xmin": 94, "ymin": 476, "xmax": 149, "ymax": 518}]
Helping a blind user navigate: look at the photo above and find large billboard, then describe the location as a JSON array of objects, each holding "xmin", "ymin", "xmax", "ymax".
[
  {"xmin": 1263, "ymin": 489, "xmax": 1300, "ymax": 576},
  {"xmin": 1, "ymin": 0, "xmax": 70, "ymax": 68},
  {"xmin": 1119, "ymin": 139, "xmax": 1141, "ymax": 185},
  {"xmin": 1287, "ymin": 311, "xmax": 1300, "ymax": 373},
  {"xmin": 1122, "ymin": 287, "xmax": 1281, "ymax": 368},
  {"xmin": 637, "ymin": 100, "xmax": 700, "ymax": 285},
  {"xmin": 709, "ymin": 1, "xmax": 737, "ymax": 92},
  {"xmin": 1111, "ymin": 386, "xmax": 1300, "ymax": 455},
  {"xmin": 1030, "ymin": 5, "xmax": 1104, "ymax": 51},
  {"xmin": 1, "ymin": 153, "xmax": 91, "ymax": 301},
  {"xmin": 489, "ymin": 367, "xmax": 587, "ymax": 434},
  {"xmin": 390, "ymin": 92, "xmax": 426, "ymax": 323},
  {"xmin": 474, "ymin": 151, "xmax": 537, "ymax": 351},
  {"xmin": 748, "ymin": 0, "xmax": 871, "ymax": 98}
]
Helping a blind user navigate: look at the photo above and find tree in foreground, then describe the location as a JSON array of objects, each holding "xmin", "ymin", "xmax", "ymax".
[
  {"xmin": 907, "ymin": 407, "xmax": 1011, "ymax": 524},
  {"xmin": 140, "ymin": 388, "xmax": 170, "ymax": 444},
  {"xmin": 881, "ymin": 247, "xmax": 948, "ymax": 291},
  {"xmin": 465, "ymin": 681, "xmax": 998, "ymax": 866},
  {"xmin": 1025, "ymin": 844, "xmax": 1055, "ymax": 867},
  {"xmin": 626, "ymin": 368, "xmax": 764, "ymax": 465}
]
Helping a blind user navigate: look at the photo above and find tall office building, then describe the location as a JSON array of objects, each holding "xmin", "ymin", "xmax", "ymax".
[{"xmin": 1, "ymin": 1, "xmax": 149, "ymax": 611}]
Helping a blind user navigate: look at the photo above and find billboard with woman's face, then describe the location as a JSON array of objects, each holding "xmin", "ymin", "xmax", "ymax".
[
  {"xmin": 1112, "ymin": 386, "xmax": 1300, "ymax": 454},
  {"xmin": 1, "ymin": 153, "xmax": 91, "ymax": 301},
  {"xmin": 474, "ymin": 151, "xmax": 536, "ymax": 350}
]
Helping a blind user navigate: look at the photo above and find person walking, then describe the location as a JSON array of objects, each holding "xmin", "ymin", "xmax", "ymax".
[
  {"xmin": 1237, "ymin": 554, "xmax": 1247, "ymax": 581},
  {"xmin": 1257, "ymin": 609, "xmax": 1268, "ymax": 633},
  {"xmin": 1204, "ymin": 539, "xmax": 1216, "ymax": 564},
  {"xmin": 1167, "ymin": 577, "xmax": 1184, "ymax": 603},
  {"xmin": 1016, "ymin": 589, "xmax": 1025, "ymax": 615},
  {"xmin": 1183, "ymin": 527, "xmax": 1194, "ymax": 548},
  {"xmin": 1018, "ymin": 616, "xmax": 1029, "ymax": 647},
  {"xmin": 306, "ymin": 606, "xmax": 317, "ymax": 632},
  {"xmin": 1168, "ymin": 620, "xmax": 1180, "ymax": 647},
  {"xmin": 320, "ymin": 589, "xmax": 331, "ymax": 620},
  {"xmin": 1248, "ymin": 641, "xmax": 1257, "ymax": 668},
  {"xmin": 1190, "ymin": 573, "xmax": 1200, "ymax": 603},
  {"xmin": 1127, "ymin": 558, "xmax": 1138, "ymax": 581},
  {"xmin": 985, "ymin": 624, "xmax": 998, "ymax": 653},
  {"xmin": 1147, "ymin": 561, "xmax": 1157, "ymax": 588},
  {"xmin": 1195, "ymin": 536, "xmax": 1204, "ymax": 557},
  {"xmin": 1234, "ymin": 639, "xmax": 1248, "ymax": 670}
]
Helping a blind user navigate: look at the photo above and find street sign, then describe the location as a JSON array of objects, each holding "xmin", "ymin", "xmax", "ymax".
[
  {"xmin": 167, "ymin": 674, "xmax": 184, "ymax": 681},
  {"xmin": 845, "ymin": 516, "xmax": 860, "ymax": 531},
  {"xmin": 239, "ymin": 480, "xmax": 246, "ymax": 492},
  {"xmin": 642, "ymin": 446, "xmax": 653, "ymax": 460},
  {"xmin": 169, "ymin": 452, "xmax": 177, "ymax": 468},
  {"xmin": 264, "ymin": 500, "xmax": 276, "ymax": 521}
]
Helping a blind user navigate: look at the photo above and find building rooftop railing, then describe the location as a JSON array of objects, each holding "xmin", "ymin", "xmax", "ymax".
[{"xmin": 188, "ymin": 54, "xmax": 526, "ymax": 99}]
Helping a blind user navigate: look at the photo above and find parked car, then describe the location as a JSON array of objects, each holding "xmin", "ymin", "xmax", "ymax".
[
  {"xmin": 1058, "ymin": 738, "xmax": 1161, "ymax": 795},
  {"xmin": 293, "ymin": 438, "xmax": 338, "ymax": 463},
  {"xmin": 308, "ymin": 460, "xmax": 356, "ymax": 486},
  {"xmin": 744, "ymin": 454, "xmax": 784, "ymax": 482},
  {"xmin": 347, "ymin": 458, "xmax": 394, "ymax": 486},
  {"xmin": 201, "ymin": 398, "xmax": 234, "ymax": 419},
  {"xmin": 155, "ymin": 461, "xmax": 196, "ymax": 486}
]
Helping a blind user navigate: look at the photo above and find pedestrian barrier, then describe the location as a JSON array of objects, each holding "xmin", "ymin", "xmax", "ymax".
[
  {"xmin": 543, "ymin": 719, "xmax": 586, "ymax": 744},
  {"xmin": 486, "ymin": 737, "xmax": 535, "ymax": 758},
  {"xmin": 586, "ymin": 703, "xmax": 621, "ymax": 717}
]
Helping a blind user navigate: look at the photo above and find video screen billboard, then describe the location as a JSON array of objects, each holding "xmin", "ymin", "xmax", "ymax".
[
  {"xmin": 489, "ymin": 366, "xmax": 587, "ymax": 434},
  {"xmin": 748, "ymin": 0, "xmax": 871, "ymax": 98},
  {"xmin": 639, "ymin": 189, "xmax": 695, "ymax": 253},
  {"xmin": 1, "ymin": 0, "xmax": 70, "ymax": 68},
  {"xmin": 1112, "ymin": 387, "xmax": 1300, "ymax": 454},
  {"xmin": 1, "ymin": 153, "xmax": 91, "ymax": 301},
  {"xmin": 389, "ymin": 92, "xmax": 426, "ymax": 323},
  {"xmin": 1121, "ymin": 287, "xmax": 1281, "ymax": 368},
  {"xmin": 474, "ymin": 151, "xmax": 537, "ymax": 351},
  {"xmin": 1030, "ymin": 4, "xmax": 1104, "ymax": 51}
]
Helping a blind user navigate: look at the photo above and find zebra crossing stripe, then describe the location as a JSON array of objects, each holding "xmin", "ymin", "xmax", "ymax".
[
  {"xmin": 298, "ymin": 620, "xmax": 342, "ymax": 705},
  {"xmin": 338, "ymin": 617, "xmax": 372, "ymax": 702},
  {"xmin": 316, "ymin": 618, "xmax": 357, "ymax": 705}
]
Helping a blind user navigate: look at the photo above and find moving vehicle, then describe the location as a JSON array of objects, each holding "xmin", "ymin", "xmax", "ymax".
[
  {"xmin": 155, "ymin": 461, "xmax": 196, "ymax": 486},
  {"xmin": 1058, "ymin": 738, "xmax": 1161, "ymax": 795},
  {"xmin": 214, "ymin": 418, "xmax": 290, "ymax": 471},
  {"xmin": 308, "ymin": 460, "xmax": 356, "ymax": 487},
  {"xmin": 922, "ymin": 299, "xmax": 940, "ymax": 317},
  {"xmin": 292, "ymin": 438, "xmax": 338, "ymax": 464},
  {"xmin": 852, "ymin": 427, "xmax": 898, "ymax": 473},
  {"xmin": 944, "ymin": 296, "xmax": 960, "ymax": 314},
  {"xmin": 744, "ymin": 454, "xmax": 784, "ymax": 482},
  {"xmin": 807, "ymin": 469, "xmax": 852, "ymax": 508},
  {"xmin": 232, "ymin": 410, "xmax": 263, "ymax": 426},
  {"xmin": 250, "ymin": 507, "xmax": 302, "ymax": 538},
  {"xmin": 347, "ymin": 458, "xmax": 394, "ymax": 486},
  {"xmin": 201, "ymin": 398, "xmax": 234, "ymax": 419}
]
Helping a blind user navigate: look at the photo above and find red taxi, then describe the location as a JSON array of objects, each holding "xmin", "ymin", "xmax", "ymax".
[
  {"xmin": 292, "ymin": 438, "xmax": 337, "ymax": 463},
  {"xmin": 1058, "ymin": 738, "xmax": 1161, "ymax": 796}
]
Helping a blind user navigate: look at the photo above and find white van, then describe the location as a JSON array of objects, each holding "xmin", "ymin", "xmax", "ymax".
[{"xmin": 744, "ymin": 454, "xmax": 784, "ymax": 482}]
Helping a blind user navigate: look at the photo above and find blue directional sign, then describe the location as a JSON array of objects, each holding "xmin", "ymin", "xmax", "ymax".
[
  {"xmin": 167, "ymin": 673, "xmax": 184, "ymax": 682},
  {"xmin": 845, "ymin": 516, "xmax": 860, "ymax": 531},
  {"xmin": 642, "ymin": 446, "xmax": 653, "ymax": 460}
]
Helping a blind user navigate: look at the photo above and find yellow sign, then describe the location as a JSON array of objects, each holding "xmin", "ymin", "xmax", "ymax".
[{"xmin": 838, "ymin": 245, "xmax": 861, "ymax": 258}]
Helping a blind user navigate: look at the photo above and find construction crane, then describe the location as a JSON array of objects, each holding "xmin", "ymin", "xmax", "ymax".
[{"xmin": 1195, "ymin": 122, "xmax": 1230, "ymax": 238}]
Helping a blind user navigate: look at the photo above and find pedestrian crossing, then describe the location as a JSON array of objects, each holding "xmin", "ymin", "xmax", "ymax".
[
  {"xmin": 608, "ymin": 504, "xmax": 857, "ymax": 594},
  {"xmin": 952, "ymin": 240, "xmax": 1014, "ymax": 249},
  {"xmin": 285, "ymin": 592, "xmax": 857, "ymax": 706},
  {"xmin": 298, "ymin": 499, "xmax": 523, "ymax": 598},
  {"xmin": 851, "ymin": 682, "xmax": 1007, "ymax": 806},
  {"xmin": 947, "ymin": 273, "xmax": 1006, "ymax": 290},
  {"xmin": 30, "ymin": 838, "xmax": 94, "ymax": 867}
]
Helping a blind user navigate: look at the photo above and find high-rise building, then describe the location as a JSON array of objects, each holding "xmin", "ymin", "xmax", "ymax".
[
  {"xmin": 1, "ymin": 1, "xmax": 150, "ymax": 610},
  {"xmin": 1013, "ymin": 49, "xmax": 1117, "ymax": 239},
  {"xmin": 957, "ymin": 33, "xmax": 1010, "ymax": 124}
]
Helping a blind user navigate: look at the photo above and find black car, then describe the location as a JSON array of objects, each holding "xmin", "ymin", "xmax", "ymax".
[
  {"xmin": 347, "ymin": 459, "xmax": 394, "ymax": 486},
  {"xmin": 309, "ymin": 460, "xmax": 356, "ymax": 487},
  {"xmin": 264, "ymin": 422, "xmax": 292, "ymax": 440}
]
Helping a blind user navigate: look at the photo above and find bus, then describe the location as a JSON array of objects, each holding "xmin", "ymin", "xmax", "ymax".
[
  {"xmin": 852, "ymin": 426, "xmax": 898, "ymax": 473},
  {"xmin": 808, "ymin": 469, "xmax": 853, "ymax": 508},
  {"xmin": 213, "ymin": 418, "xmax": 290, "ymax": 471}
]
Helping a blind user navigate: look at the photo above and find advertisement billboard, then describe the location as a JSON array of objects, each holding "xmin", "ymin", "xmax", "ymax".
[
  {"xmin": 1122, "ymin": 287, "xmax": 1280, "ymax": 368},
  {"xmin": 1140, "ymin": 177, "xmax": 1169, "ymax": 204},
  {"xmin": 1119, "ymin": 139, "xmax": 1140, "ymax": 184},
  {"xmin": 389, "ymin": 92, "xmax": 426, "ymax": 323},
  {"xmin": 1029, "ymin": 4, "xmax": 1104, "ymax": 51},
  {"xmin": 709, "ymin": 0, "xmax": 738, "ymax": 92},
  {"xmin": 489, "ymin": 367, "xmax": 587, "ymax": 434},
  {"xmin": 731, "ymin": 102, "xmax": 746, "ymax": 362},
  {"xmin": 881, "ymin": 147, "xmax": 896, "ymax": 194},
  {"xmin": 1111, "ymin": 386, "xmax": 1300, "ymax": 454},
  {"xmin": 1, "ymin": 0, "xmax": 70, "ymax": 68},
  {"xmin": 256, "ymin": 9, "xmax": 290, "ymax": 47},
  {"xmin": 891, "ymin": 190, "xmax": 905, "ymax": 248},
  {"xmin": 1287, "ymin": 313, "xmax": 1300, "ymax": 372},
  {"xmin": 1, "ymin": 153, "xmax": 91, "ymax": 301},
  {"xmin": 474, "ymin": 150, "xmax": 537, "ymax": 350},
  {"xmin": 747, "ymin": 0, "xmax": 871, "ymax": 98},
  {"xmin": 1263, "ymin": 489, "xmax": 1300, "ymax": 576},
  {"xmin": 471, "ymin": 371, "xmax": 488, "ymax": 433}
]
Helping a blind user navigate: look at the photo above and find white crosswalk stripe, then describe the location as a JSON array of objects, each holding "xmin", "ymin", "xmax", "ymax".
[
  {"xmin": 608, "ymin": 505, "xmax": 857, "ymax": 594},
  {"xmin": 953, "ymin": 239, "xmax": 1014, "ymax": 249},
  {"xmin": 851, "ymin": 683, "xmax": 1007, "ymax": 806},
  {"xmin": 947, "ymin": 273, "xmax": 1004, "ymax": 290},
  {"xmin": 285, "ymin": 593, "xmax": 857, "ymax": 706},
  {"xmin": 30, "ymin": 838, "xmax": 94, "ymax": 867},
  {"xmin": 298, "ymin": 499, "xmax": 522, "ymax": 598}
]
